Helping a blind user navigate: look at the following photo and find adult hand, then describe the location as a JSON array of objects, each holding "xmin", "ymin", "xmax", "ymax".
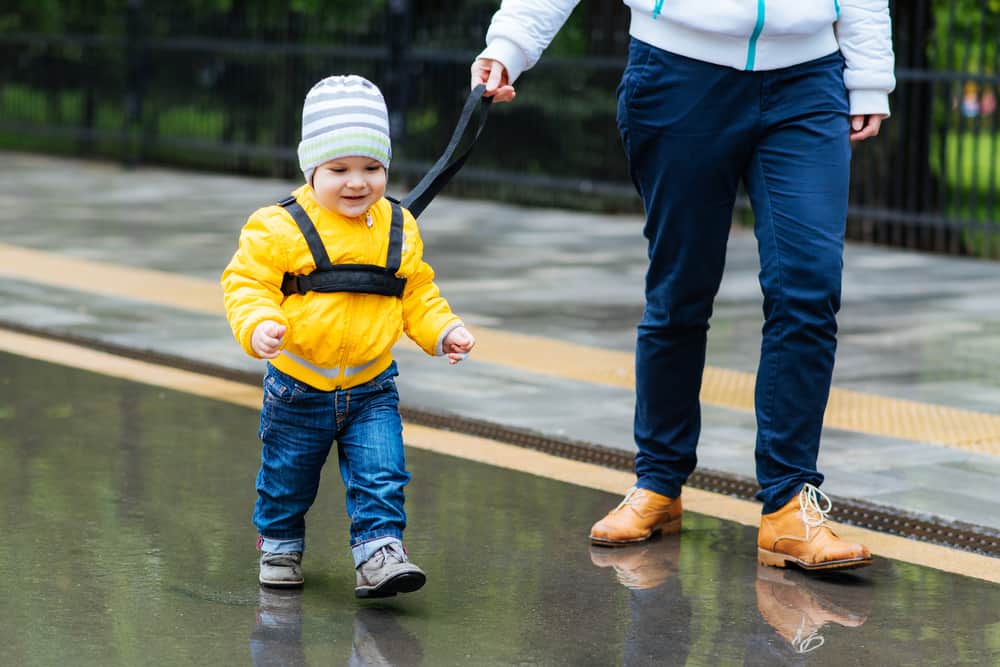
[
  {"xmin": 252, "ymin": 320, "xmax": 286, "ymax": 359},
  {"xmin": 442, "ymin": 325, "xmax": 476, "ymax": 364},
  {"xmin": 471, "ymin": 58, "xmax": 516, "ymax": 103},
  {"xmin": 849, "ymin": 114, "xmax": 886, "ymax": 142}
]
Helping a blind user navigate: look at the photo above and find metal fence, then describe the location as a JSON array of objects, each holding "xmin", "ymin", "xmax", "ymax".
[{"xmin": 1, "ymin": 1, "xmax": 998, "ymax": 257}]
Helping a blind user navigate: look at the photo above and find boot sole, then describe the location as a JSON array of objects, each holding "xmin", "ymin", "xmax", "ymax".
[
  {"xmin": 589, "ymin": 517, "xmax": 682, "ymax": 547},
  {"xmin": 757, "ymin": 547, "xmax": 873, "ymax": 572},
  {"xmin": 355, "ymin": 571, "xmax": 427, "ymax": 599},
  {"xmin": 259, "ymin": 577, "xmax": 304, "ymax": 589}
]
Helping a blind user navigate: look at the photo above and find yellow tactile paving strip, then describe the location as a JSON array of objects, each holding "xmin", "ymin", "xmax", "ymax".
[
  {"xmin": 1, "ymin": 328, "xmax": 996, "ymax": 583},
  {"xmin": 0, "ymin": 243, "xmax": 223, "ymax": 315},
  {"xmin": 2, "ymin": 241, "xmax": 999, "ymax": 454}
]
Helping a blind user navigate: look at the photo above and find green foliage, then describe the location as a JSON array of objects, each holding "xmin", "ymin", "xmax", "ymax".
[
  {"xmin": 1, "ymin": 0, "xmax": 387, "ymax": 41},
  {"xmin": 928, "ymin": 130, "xmax": 1000, "ymax": 258},
  {"xmin": 931, "ymin": 130, "xmax": 1000, "ymax": 194},
  {"xmin": 961, "ymin": 228, "xmax": 1000, "ymax": 258},
  {"xmin": 930, "ymin": 0, "xmax": 1000, "ymax": 71}
]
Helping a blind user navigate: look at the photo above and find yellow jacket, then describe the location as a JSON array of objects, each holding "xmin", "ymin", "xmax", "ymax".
[{"xmin": 221, "ymin": 184, "xmax": 462, "ymax": 390}]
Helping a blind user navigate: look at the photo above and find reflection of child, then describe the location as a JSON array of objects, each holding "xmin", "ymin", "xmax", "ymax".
[{"xmin": 221, "ymin": 75, "xmax": 475, "ymax": 597}]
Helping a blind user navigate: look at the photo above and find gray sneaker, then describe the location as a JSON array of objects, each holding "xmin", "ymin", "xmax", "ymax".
[
  {"xmin": 259, "ymin": 551, "xmax": 304, "ymax": 588},
  {"xmin": 355, "ymin": 543, "xmax": 426, "ymax": 598}
]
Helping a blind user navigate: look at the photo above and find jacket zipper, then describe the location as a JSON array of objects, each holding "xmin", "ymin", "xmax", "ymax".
[
  {"xmin": 335, "ymin": 211, "xmax": 382, "ymax": 387},
  {"xmin": 745, "ymin": 0, "xmax": 766, "ymax": 70}
]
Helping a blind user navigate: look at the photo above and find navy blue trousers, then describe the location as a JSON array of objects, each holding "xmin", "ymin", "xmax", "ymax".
[{"xmin": 617, "ymin": 40, "xmax": 851, "ymax": 513}]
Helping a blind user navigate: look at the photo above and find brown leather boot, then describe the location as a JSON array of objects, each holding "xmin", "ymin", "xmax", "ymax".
[
  {"xmin": 589, "ymin": 487, "xmax": 682, "ymax": 547},
  {"xmin": 758, "ymin": 484, "xmax": 872, "ymax": 572}
]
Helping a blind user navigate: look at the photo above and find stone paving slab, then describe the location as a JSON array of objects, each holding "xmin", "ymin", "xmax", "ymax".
[{"xmin": 2, "ymin": 150, "xmax": 999, "ymax": 531}]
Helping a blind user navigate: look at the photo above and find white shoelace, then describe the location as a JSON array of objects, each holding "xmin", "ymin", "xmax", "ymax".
[
  {"xmin": 613, "ymin": 486, "xmax": 642, "ymax": 512},
  {"xmin": 798, "ymin": 483, "xmax": 833, "ymax": 541},
  {"xmin": 262, "ymin": 552, "xmax": 301, "ymax": 567},
  {"xmin": 373, "ymin": 543, "xmax": 408, "ymax": 566}
]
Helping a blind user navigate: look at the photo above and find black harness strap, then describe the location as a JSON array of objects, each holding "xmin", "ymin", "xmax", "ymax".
[
  {"xmin": 385, "ymin": 199, "xmax": 404, "ymax": 274},
  {"xmin": 279, "ymin": 198, "xmax": 407, "ymax": 298},
  {"xmin": 284, "ymin": 263, "xmax": 405, "ymax": 297},
  {"xmin": 278, "ymin": 196, "xmax": 335, "ymax": 271},
  {"xmin": 401, "ymin": 84, "xmax": 491, "ymax": 218}
]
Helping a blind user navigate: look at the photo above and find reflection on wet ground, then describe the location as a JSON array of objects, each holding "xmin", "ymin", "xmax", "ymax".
[
  {"xmin": 753, "ymin": 566, "xmax": 870, "ymax": 658},
  {"xmin": 2, "ymin": 352, "xmax": 999, "ymax": 665}
]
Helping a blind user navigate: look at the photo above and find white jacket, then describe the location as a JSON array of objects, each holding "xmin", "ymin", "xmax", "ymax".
[{"xmin": 479, "ymin": 0, "xmax": 895, "ymax": 115}]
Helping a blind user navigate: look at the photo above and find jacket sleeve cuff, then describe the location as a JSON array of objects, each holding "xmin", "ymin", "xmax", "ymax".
[
  {"xmin": 239, "ymin": 312, "xmax": 287, "ymax": 359},
  {"xmin": 435, "ymin": 321, "xmax": 464, "ymax": 356},
  {"xmin": 477, "ymin": 38, "xmax": 529, "ymax": 84},
  {"xmin": 848, "ymin": 90, "xmax": 891, "ymax": 118}
]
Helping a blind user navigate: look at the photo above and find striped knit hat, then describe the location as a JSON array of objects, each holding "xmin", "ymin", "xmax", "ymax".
[{"xmin": 298, "ymin": 75, "xmax": 392, "ymax": 183}]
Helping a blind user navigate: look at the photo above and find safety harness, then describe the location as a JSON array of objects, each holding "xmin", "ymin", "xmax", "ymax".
[
  {"xmin": 279, "ymin": 85, "xmax": 491, "ymax": 298},
  {"xmin": 278, "ymin": 196, "xmax": 406, "ymax": 297}
]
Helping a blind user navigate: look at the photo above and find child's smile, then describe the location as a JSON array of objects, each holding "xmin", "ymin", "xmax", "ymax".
[{"xmin": 312, "ymin": 156, "xmax": 387, "ymax": 218}]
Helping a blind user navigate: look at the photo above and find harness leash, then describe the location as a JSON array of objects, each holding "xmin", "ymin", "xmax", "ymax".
[
  {"xmin": 280, "ymin": 84, "xmax": 492, "ymax": 297},
  {"xmin": 400, "ymin": 84, "xmax": 492, "ymax": 218}
]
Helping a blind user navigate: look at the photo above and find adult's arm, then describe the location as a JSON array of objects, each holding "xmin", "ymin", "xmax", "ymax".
[
  {"xmin": 476, "ymin": 0, "xmax": 582, "ymax": 85},
  {"xmin": 836, "ymin": 0, "xmax": 896, "ymax": 118}
]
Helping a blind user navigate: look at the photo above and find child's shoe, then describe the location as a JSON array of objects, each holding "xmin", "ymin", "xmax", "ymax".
[
  {"xmin": 259, "ymin": 551, "xmax": 304, "ymax": 588},
  {"xmin": 354, "ymin": 543, "xmax": 426, "ymax": 598}
]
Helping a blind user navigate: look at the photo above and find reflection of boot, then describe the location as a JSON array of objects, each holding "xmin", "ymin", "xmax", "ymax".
[
  {"xmin": 250, "ymin": 587, "xmax": 306, "ymax": 667},
  {"xmin": 755, "ymin": 565, "xmax": 870, "ymax": 654},
  {"xmin": 350, "ymin": 607, "xmax": 424, "ymax": 666},
  {"xmin": 589, "ymin": 535, "xmax": 680, "ymax": 590},
  {"xmin": 591, "ymin": 537, "xmax": 690, "ymax": 666}
]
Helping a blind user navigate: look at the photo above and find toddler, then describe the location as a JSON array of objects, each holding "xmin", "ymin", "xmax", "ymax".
[{"xmin": 222, "ymin": 74, "xmax": 474, "ymax": 597}]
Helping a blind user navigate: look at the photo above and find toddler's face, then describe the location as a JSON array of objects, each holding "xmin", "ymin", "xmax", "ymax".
[{"xmin": 312, "ymin": 156, "xmax": 387, "ymax": 217}]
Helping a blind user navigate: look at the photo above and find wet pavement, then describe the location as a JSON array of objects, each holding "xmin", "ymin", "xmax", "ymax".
[{"xmin": 3, "ymin": 354, "xmax": 1000, "ymax": 666}]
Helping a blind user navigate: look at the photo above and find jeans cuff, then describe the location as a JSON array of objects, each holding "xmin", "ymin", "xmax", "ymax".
[
  {"xmin": 259, "ymin": 535, "xmax": 305, "ymax": 554},
  {"xmin": 635, "ymin": 479, "xmax": 681, "ymax": 500},
  {"xmin": 351, "ymin": 535, "xmax": 402, "ymax": 568}
]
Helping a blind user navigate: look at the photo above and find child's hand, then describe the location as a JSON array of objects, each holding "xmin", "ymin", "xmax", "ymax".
[
  {"xmin": 442, "ymin": 326, "xmax": 475, "ymax": 364},
  {"xmin": 252, "ymin": 320, "xmax": 286, "ymax": 359}
]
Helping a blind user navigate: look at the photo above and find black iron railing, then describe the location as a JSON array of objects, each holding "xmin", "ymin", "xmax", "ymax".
[{"xmin": 1, "ymin": 1, "xmax": 997, "ymax": 256}]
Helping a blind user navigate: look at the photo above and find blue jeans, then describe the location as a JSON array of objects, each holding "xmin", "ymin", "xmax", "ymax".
[
  {"xmin": 253, "ymin": 362, "xmax": 410, "ymax": 566},
  {"xmin": 617, "ymin": 41, "xmax": 850, "ymax": 513}
]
